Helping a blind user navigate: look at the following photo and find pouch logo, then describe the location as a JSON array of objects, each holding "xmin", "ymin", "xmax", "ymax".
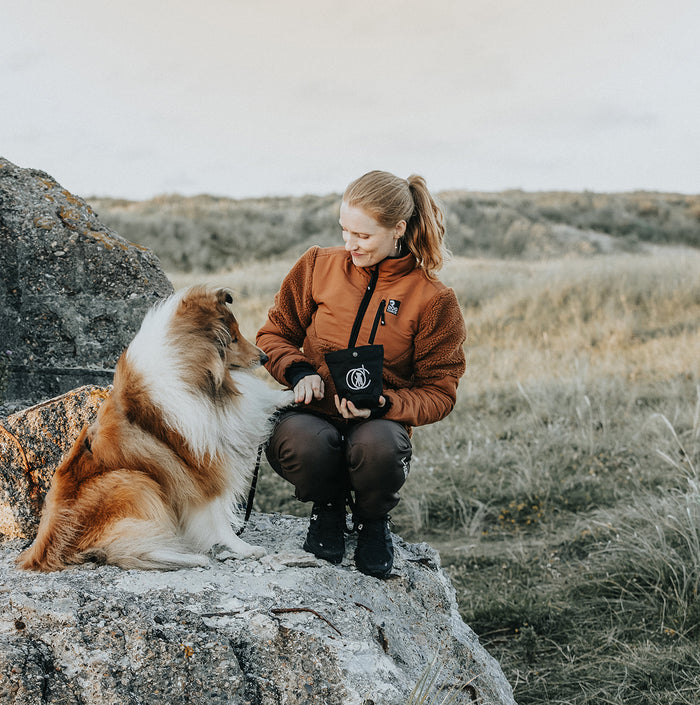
[
  {"xmin": 386, "ymin": 299, "xmax": 401, "ymax": 315},
  {"xmin": 346, "ymin": 365, "xmax": 371, "ymax": 391}
]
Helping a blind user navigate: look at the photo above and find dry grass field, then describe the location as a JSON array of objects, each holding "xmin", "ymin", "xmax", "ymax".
[
  {"xmin": 93, "ymin": 189, "xmax": 700, "ymax": 272},
  {"xmin": 170, "ymin": 246, "xmax": 700, "ymax": 704}
]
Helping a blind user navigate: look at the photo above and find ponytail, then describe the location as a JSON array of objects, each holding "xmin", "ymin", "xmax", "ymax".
[
  {"xmin": 405, "ymin": 175, "xmax": 447, "ymax": 279},
  {"xmin": 343, "ymin": 170, "xmax": 448, "ymax": 279}
]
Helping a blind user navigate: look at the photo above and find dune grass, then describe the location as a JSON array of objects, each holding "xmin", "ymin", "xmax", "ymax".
[
  {"xmin": 94, "ymin": 189, "xmax": 700, "ymax": 272},
  {"xmin": 169, "ymin": 246, "xmax": 700, "ymax": 704}
]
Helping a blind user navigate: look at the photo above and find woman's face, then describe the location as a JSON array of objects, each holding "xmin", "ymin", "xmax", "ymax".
[{"xmin": 339, "ymin": 202, "xmax": 406, "ymax": 268}]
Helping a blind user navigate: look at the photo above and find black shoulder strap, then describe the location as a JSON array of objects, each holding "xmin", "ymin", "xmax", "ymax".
[{"xmin": 348, "ymin": 266, "xmax": 379, "ymax": 348}]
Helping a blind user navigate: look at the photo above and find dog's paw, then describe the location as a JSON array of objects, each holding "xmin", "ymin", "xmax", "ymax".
[
  {"xmin": 279, "ymin": 389, "xmax": 296, "ymax": 407},
  {"xmin": 235, "ymin": 543, "xmax": 267, "ymax": 560},
  {"xmin": 211, "ymin": 539, "xmax": 266, "ymax": 561},
  {"xmin": 209, "ymin": 543, "xmax": 235, "ymax": 561}
]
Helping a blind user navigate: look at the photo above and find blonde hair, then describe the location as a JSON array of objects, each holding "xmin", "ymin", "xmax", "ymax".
[{"xmin": 343, "ymin": 170, "xmax": 448, "ymax": 279}]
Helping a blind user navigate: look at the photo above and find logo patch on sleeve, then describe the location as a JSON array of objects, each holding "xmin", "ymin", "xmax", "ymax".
[{"xmin": 386, "ymin": 299, "xmax": 401, "ymax": 315}]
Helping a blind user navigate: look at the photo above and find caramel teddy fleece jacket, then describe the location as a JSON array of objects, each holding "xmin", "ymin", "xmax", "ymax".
[{"xmin": 256, "ymin": 246, "xmax": 466, "ymax": 428}]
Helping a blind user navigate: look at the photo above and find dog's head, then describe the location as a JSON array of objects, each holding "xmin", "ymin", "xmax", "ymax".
[
  {"xmin": 217, "ymin": 289, "xmax": 269, "ymax": 370},
  {"xmin": 171, "ymin": 285, "xmax": 268, "ymax": 397}
]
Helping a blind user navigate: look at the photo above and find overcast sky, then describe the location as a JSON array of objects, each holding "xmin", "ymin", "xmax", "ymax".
[{"xmin": 1, "ymin": 0, "xmax": 698, "ymax": 200}]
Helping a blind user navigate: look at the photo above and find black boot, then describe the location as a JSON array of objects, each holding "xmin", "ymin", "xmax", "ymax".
[
  {"xmin": 354, "ymin": 515, "xmax": 393, "ymax": 578},
  {"xmin": 303, "ymin": 501, "xmax": 346, "ymax": 564}
]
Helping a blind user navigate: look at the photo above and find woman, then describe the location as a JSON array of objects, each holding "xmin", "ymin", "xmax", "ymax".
[{"xmin": 257, "ymin": 170, "xmax": 466, "ymax": 578}]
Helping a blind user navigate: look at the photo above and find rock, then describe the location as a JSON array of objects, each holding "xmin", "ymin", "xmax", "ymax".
[
  {"xmin": 0, "ymin": 157, "xmax": 173, "ymax": 407},
  {"xmin": 0, "ymin": 386, "xmax": 108, "ymax": 539},
  {"xmin": 0, "ymin": 514, "xmax": 517, "ymax": 704}
]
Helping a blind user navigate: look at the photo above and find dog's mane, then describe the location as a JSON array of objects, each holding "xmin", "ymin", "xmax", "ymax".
[{"xmin": 123, "ymin": 286, "xmax": 242, "ymax": 462}]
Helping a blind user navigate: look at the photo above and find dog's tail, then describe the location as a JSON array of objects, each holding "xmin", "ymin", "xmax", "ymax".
[
  {"xmin": 15, "ymin": 495, "xmax": 81, "ymax": 572},
  {"xmin": 76, "ymin": 517, "xmax": 210, "ymax": 570},
  {"xmin": 16, "ymin": 427, "xmax": 91, "ymax": 571}
]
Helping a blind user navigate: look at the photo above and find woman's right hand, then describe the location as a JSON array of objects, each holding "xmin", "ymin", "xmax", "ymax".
[{"xmin": 294, "ymin": 374, "xmax": 325, "ymax": 404}]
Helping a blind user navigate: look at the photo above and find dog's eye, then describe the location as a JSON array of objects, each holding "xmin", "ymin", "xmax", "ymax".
[
  {"xmin": 225, "ymin": 293, "xmax": 233, "ymax": 304},
  {"xmin": 230, "ymin": 336, "xmax": 238, "ymax": 344}
]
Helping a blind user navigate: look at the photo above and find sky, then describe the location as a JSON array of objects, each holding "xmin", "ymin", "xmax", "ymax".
[{"xmin": 1, "ymin": 0, "xmax": 699, "ymax": 200}]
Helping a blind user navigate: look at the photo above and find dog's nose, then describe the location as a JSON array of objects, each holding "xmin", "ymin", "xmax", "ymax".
[{"xmin": 259, "ymin": 352, "xmax": 269, "ymax": 365}]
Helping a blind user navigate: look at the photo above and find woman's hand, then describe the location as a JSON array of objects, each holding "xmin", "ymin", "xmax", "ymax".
[
  {"xmin": 334, "ymin": 394, "xmax": 386, "ymax": 420},
  {"xmin": 294, "ymin": 374, "xmax": 325, "ymax": 404}
]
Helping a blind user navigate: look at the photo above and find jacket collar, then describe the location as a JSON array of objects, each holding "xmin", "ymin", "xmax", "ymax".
[{"xmin": 348, "ymin": 251, "xmax": 417, "ymax": 282}]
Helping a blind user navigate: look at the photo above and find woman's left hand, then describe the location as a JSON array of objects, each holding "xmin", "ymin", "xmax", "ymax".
[{"xmin": 334, "ymin": 394, "xmax": 386, "ymax": 420}]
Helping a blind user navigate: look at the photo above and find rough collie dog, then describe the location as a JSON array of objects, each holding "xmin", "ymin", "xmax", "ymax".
[{"xmin": 17, "ymin": 285, "xmax": 293, "ymax": 571}]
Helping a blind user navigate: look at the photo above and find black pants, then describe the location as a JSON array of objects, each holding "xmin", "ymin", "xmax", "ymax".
[{"xmin": 265, "ymin": 411, "xmax": 412, "ymax": 519}]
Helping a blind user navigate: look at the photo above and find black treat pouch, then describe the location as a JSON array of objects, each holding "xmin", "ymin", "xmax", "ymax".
[{"xmin": 325, "ymin": 344, "xmax": 384, "ymax": 409}]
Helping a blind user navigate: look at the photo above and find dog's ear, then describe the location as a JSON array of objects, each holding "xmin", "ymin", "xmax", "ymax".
[{"xmin": 217, "ymin": 288, "xmax": 234, "ymax": 306}]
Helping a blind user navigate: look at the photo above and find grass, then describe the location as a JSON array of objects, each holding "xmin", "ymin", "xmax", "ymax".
[
  {"xmin": 404, "ymin": 650, "xmax": 478, "ymax": 704},
  {"xmin": 93, "ymin": 189, "xmax": 700, "ymax": 272},
  {"xmin": 169, "ymin": 246, "xmax": 700, "ymax": 704}
]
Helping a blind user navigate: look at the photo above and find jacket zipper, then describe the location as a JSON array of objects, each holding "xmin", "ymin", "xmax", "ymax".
[
  {"xmin": 368, "ymin": 299, "xmax": 386, "ymax": 345},
  {"xmin": 348, "ymin": 266, "xmax": 379, "ymax": 348}
]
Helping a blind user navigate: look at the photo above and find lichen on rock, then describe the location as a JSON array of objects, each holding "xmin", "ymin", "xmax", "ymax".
[{"xmin": 0, "ymin": 385, "xmax": 108, "ymax": 539}]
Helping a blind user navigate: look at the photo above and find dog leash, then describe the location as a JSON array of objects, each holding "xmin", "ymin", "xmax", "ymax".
[{"xmin": 236, "ymin": 443, "xmax": 264, "ymax": 536}]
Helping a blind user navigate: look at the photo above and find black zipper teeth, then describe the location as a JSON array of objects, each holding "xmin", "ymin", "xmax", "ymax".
[
  {"xmin": 369, "ymin": 300, "xmax": 386, "ymax": 345},
  {"xmin": 348, "ymin": 267, "xmax": 379, "ymax": 347}
]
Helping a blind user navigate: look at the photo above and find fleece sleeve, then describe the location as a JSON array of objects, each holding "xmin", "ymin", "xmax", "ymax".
[
  {"xmin": 256, "ymin": 247, "xmax": 319, "ymax": 387},
  {"xmin": 382, "ymin": 287, "xmax": 467, "ymax": 427}
]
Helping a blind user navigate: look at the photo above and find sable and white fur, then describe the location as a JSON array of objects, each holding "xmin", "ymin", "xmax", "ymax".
[{"xmin": 17, "ymin": 285, "xmax": 293, "ymax": 571}]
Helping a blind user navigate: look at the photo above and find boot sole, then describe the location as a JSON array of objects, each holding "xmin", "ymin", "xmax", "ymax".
[
  {"xmin": 355, "ymin": 561, "xmax": 393, "ymax": 579},
  {"xmin": 303, "ymin": 539, "xmax": 344, "ymax": 564}
]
